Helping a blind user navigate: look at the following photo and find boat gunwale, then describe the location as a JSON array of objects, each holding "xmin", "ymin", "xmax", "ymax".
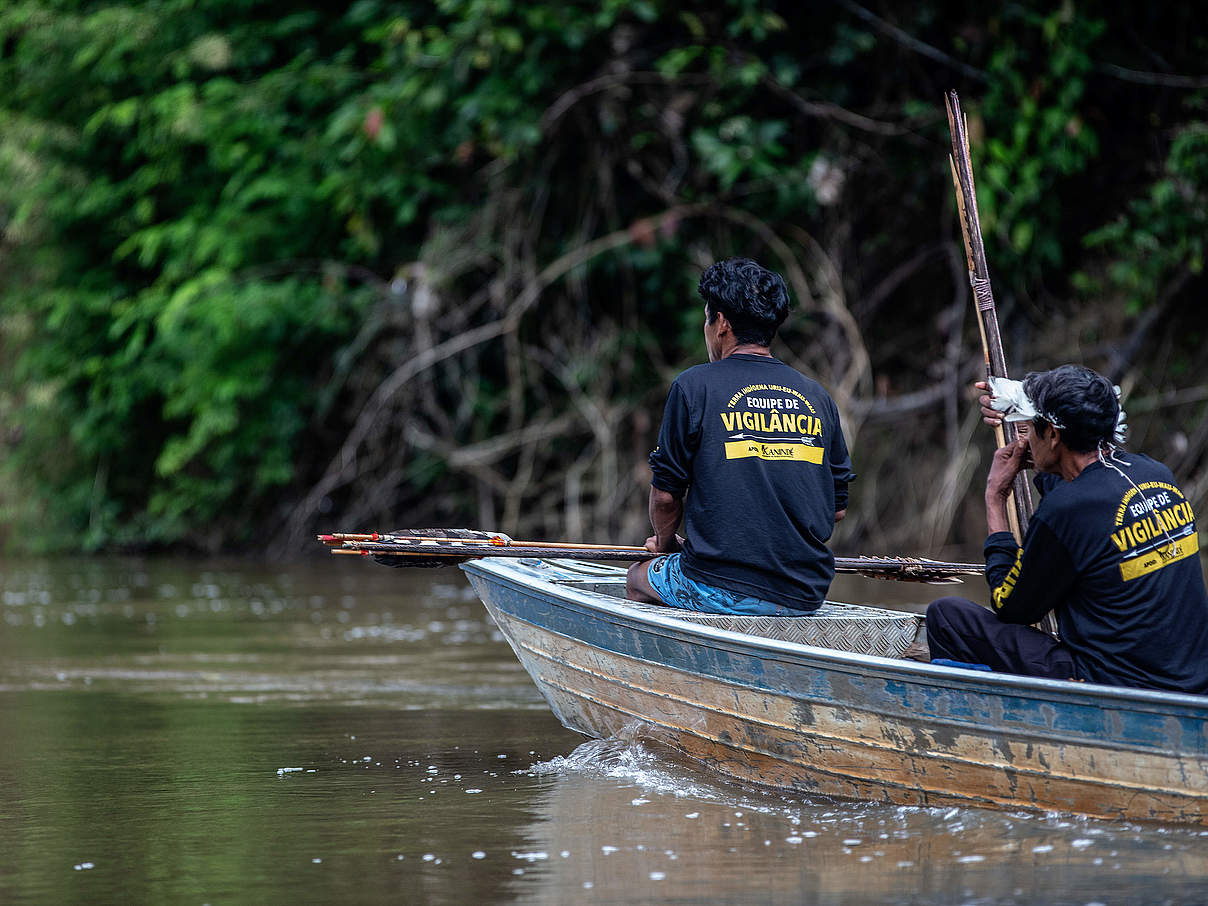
[{"xmin": 461, "ymin": 557, "xmax": 1208, "ymax": 716}]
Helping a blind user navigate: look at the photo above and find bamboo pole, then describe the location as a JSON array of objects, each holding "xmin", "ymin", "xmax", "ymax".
[{"xmin": 945, "ymin": 90, "xmax": 1057, "ymax": 635}]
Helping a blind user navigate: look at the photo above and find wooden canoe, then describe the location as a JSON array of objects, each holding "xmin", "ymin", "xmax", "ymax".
[{"xmin": 460, "ymin": 557, "xmax": 1208, "ymax": 824}]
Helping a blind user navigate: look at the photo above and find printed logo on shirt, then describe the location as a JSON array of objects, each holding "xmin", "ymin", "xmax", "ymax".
[
  {"xmin": 1110, "ymin": 481, "xmax": 1199, "ymax": 582},
  {"xmin": 992, "ymin": 547, "xmax": 1023, "ymax": 610},
  {"xmin": 718, "ymin": 383, "xmax": 824, "ymax": 463}
]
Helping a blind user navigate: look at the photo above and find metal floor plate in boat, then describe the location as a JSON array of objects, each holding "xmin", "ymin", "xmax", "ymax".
[
  {"xmin": 534, "ymin": 558, "xmax": 923, "ymax": 658},
  {"xmin": 618, "ymin": 599, "xmax": 923, "ymax": 658}
]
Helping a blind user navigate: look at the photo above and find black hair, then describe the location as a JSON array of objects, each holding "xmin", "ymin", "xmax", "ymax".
[
  {"xmin": 697, "ymin": 257, "xmax": 790, "ymax": 346},
  {"xmin": 1023, "ymin": 364, "xmax": 1120, "ymax": 453}
]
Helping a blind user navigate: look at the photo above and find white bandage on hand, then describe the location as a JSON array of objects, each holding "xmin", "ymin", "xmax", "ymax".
[{"xmin": 986, "ymin": 376, "xmax": 1039, "ymax": 424}]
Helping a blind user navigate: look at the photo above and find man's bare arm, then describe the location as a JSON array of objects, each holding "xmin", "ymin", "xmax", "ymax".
[
  {"xmin": 646, "ymin": 487, "xmax": 684, "ymax": 553},
  {"xmin": 985, "ymin": 438, "xmax": 1028, "ymax": 535}
]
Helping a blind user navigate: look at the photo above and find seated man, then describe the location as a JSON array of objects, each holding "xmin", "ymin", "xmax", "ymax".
[
  {"xmin": 625, "ymin": 257, "xmax": 855, "ymax": 615},
  {"xmin": 926, "ymin": 364, "xmax": 1208, "ymax": 693}
]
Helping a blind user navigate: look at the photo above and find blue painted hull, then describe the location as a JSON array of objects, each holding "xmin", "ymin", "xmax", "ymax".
[{"xmin": 462, "ymin": 558, "xmax": 1208, "ymax": 823}]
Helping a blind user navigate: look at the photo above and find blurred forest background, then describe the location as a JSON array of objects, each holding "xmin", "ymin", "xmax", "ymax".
[{"xmin": 1, "ymin": 0, "xmax": 1206, "ymax": 559}]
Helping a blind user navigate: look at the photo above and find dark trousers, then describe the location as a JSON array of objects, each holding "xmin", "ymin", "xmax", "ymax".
[{"xmin": 925, "ymin": 596, "xmax": 1077, "ymax": 681}]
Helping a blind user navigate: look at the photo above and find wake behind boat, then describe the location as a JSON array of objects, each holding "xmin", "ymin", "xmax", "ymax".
[{"xmin": 461, "ymin": 556, "xmax": 1208, "ymax": 824}]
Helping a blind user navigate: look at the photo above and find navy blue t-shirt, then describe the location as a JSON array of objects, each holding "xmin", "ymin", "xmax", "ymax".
[
  {"xmin": 648, "ymin": 354, "xmax": 855, "ymax": 611},
  {"xmin": 985, "ymin": 453, "xmax": 1208, "ymax": 693}
]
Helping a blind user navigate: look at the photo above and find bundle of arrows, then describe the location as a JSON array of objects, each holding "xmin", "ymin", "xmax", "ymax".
[{"xmin": 317, "ymin": 530, "xmax": 983, "ymax": 584}]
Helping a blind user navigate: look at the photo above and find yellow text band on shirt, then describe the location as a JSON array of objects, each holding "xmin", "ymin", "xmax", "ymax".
[
  {"xmin": 724, "ymin": 441, "xmax": 824, "ymax": 463},
  {"xmin": 1119, "ymin": 532, "xmax": 1199, "ymax": 581}
]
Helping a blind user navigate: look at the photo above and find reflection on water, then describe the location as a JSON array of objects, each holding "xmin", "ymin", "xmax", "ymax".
[
  {"xmin": 0, "ymin": 557, "xmax": 537, "ymax": 708},
  {"xmin": 523, "ymin": 738, "xmax": 1208, "ymax": 904},
  {"xmin": 1, "ymin": 555, "xmax": 1206, "ymax": 904}
]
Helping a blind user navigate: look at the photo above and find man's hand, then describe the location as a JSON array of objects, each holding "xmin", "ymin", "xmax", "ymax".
[
  {"xmin": 644, "ymin": 533, "xmax": 684, "ymax": 554},
  {"xmin": 976, "ymin": 380, "xmax": 1032, "ymax": 437},
  {"xmin": 976, "ymin": 380, "xmax": 1032, "ymax": 466},
  {"xmin": 985, "ymin": 437, "xmax": 1028, "ymax": 535},
  {"xmin": 986, "ymin": 437, "xmax": 1029, "ymax": 502},
  {"xmin": 974, "ymin": 380, "xmax": 1003, "ymax": 428}
]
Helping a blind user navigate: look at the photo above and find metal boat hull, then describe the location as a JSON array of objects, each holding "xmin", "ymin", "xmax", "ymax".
[{"xmin": 462, "ymin": 558, "xmax": 1208, "ymax": 823}]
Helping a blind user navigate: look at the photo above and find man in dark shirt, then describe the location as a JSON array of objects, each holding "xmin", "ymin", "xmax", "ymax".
[
  {"xmin": 926, "ymin": 364, "xmax": 1208, "ymax": 693},
  {"xmin": 624, "ymin": 257, "xmax": 855, "ymax": 614}
]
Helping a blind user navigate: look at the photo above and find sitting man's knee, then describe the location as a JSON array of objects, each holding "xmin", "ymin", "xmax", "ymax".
[
  {"xmin": 625, "ymin": 560, "xmax": 661, "ymax": 603},
  {"xmin": 927, "ymin": 595, "xmax": 974, "ymax": 619},
  {"xmin": 925, "ymin": 595, "xmax": 981, "ymax": 636},
  {"xmin": 928, "ymin": 595, "xmax": 972, "ymax": 612}
]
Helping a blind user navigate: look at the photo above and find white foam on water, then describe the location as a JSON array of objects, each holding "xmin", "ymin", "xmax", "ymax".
[
  {"xmin": 527, "ymin": 738, "xmax": 728, "ymax": 803},
  {"xmin": 511, "ymin": 851, "xmax": 548, "ymax": 862}
]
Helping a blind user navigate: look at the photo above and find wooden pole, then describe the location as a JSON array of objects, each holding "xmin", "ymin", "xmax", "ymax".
[{"xmin": 945, "ymin": 90, "xmax": 1057, "ymax": 635}]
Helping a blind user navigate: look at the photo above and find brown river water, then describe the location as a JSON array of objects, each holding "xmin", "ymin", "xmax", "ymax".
[{"xmin": 1, "ymin": 555, "xmax": 1207, "ymax": 904}]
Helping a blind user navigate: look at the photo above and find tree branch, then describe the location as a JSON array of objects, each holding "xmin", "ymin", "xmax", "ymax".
[{"xmin": 833, "ymin": 0, "xmax": 987, "ymax": 82}]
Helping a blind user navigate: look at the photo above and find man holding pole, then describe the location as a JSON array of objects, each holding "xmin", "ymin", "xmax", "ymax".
[
  {"xmin": 625, "ymin": 257, "xmax": 855, "ymax": 615},
  {"xmin": 926, "ymin": 365, "xmax": 1208, "ymax": 693}
]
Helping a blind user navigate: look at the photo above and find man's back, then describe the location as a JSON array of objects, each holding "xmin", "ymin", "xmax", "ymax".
[
  {"xmin": 1030, "ymin": 453, "xmax": 1208, "ymax": 691},
  {"xmin": 649, "ymin": 353, "xmax": 853, "ymax": 611}
]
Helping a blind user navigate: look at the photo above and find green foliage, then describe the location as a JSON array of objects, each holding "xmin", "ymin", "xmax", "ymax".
[
  {"xmin": 0, "ymin": 1, "xmax": 372, "ymax": 548},
  {"xmin": 690, "ymin": 117, "xmax": 789, "ymax": 190},
  {"xmin": 976, "ymin": 5, "xmax": 1103, "ymax": 275},
  {"xmin": 1084, "ymin": 118, "xmax": 1208, "ymax": 312},
  {"xmin": 1, "ymin": 0, "xmax": 1205, "ymax": 552}
]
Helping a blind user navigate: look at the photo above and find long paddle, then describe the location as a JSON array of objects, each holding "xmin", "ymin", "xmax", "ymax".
[
  {"xmin": 318, "ymin": 530, "xmax": 983, "ymax": 584},
  {"xmin": 945, "ymin": 90, "xmax": 1057, "ymax": 634}
]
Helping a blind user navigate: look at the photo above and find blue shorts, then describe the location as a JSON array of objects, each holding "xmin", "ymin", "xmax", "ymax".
[{"xmin": 646, "ymin": 553, "xmax": 799, "ymax": 616}]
